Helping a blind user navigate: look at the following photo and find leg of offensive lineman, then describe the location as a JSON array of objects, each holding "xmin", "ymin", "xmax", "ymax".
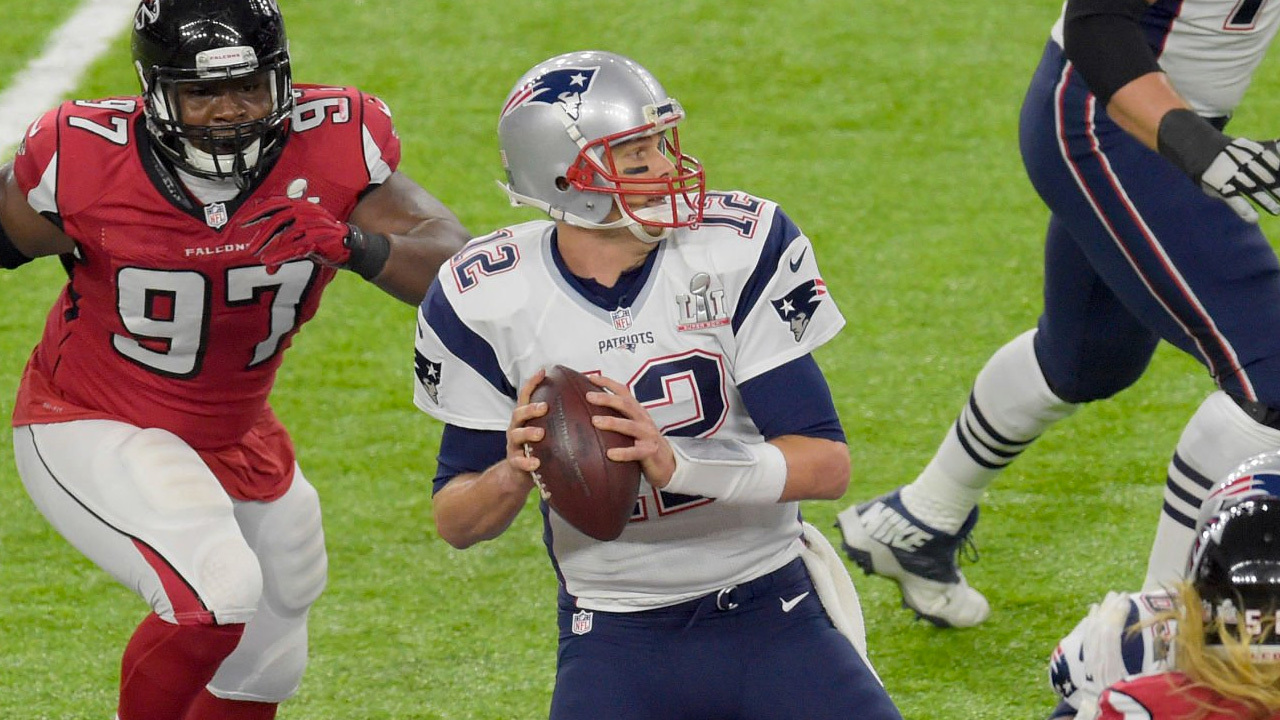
[
  {"xmin": 837, "ymin": 325, "xmax": 1079, "ymax": 627},
  {"xmin": 186, "ymin": 467, "xmax": 328, "ymax": 720},
  {"xmin": 1137, "ymin": 205, "xmax": 1280, "ymax": 589},
  {"xmin": 12, "ymin": 421, "xmax": 263, "ymax": 720},
  {"xmin": 1010, "ymin": 47, "xmax": 1280, "ymax": 591}
]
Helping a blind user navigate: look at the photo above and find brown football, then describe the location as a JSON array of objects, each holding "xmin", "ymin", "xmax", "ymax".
[{"xmin": 524, "ymin": 365, "xmax": 642, "ymax": 541}]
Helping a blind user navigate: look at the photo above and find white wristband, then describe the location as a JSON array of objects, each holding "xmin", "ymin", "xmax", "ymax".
[{"xmin": 663, "ymin": 437, "xmax": 787, "ymax": 504}]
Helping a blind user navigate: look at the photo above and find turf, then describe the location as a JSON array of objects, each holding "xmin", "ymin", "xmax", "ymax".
[{"xmin": 2, "ymin": 0, "xmax": 1280, "ymax": 717}]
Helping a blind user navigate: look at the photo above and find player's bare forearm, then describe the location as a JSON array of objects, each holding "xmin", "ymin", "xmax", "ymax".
[
  {"xmin": 349, "ymin": 171, "xmax": 469, "ymax": 304},
  {"xmin": 370, "ymin": 218, "xmax": 469, "ymax": 304},
  {"xmin": 1105, "ymin": 72, "xmax": 1191, "ymax": 151},
  {"xmin": 772, "ymin": 435, "xmax": 850, "ymax": 502},
  {"xmin": 432, "ymin": 463, "xmax": 533, "ymax": 549}
]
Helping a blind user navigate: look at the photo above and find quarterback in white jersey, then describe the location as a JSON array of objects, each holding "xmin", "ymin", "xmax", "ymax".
[
  {"xmin": 418, "ymin": 198, "xmax": 838, "ymax": 608},
  {"xmin": 414, "ymin": 51, "xmax": 901, "ymax": 720}
]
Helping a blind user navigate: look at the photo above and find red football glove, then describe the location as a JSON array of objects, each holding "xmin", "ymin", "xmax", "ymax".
[{"xmin": 243, "ymin": 197, "xmax": 352, "ymax": 273}]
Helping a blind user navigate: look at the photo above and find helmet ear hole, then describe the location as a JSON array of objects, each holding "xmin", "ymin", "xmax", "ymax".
[{"xmin": 555, "ymin": 176, "xmax": 571, "ymax": 191}]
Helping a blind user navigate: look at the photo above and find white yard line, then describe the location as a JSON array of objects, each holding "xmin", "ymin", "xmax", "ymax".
[{"xmin": 0, "ymin": 0, "xmax": 138, "ymax": 154}]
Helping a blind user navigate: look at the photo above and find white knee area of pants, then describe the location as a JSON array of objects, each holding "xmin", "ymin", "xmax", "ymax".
[
  {"xmin": 207, "ymin": 603, "xmax": 310, "ymax": 703},
  {"xmin": 191, "ymin": 535, "xmax": 264, "ymax": 625},
  {"xmin": 116, "ymin": 428, "xmax": 265, "ymax": 622},
  {"xmin": 209, "ymin": 476, "xmax": 327, "ymax": 702},
  {"xmin": 1145, "ymin": 390, "xmax": 1280, "ymax": 590},
  {"xmin": 970, "ymin": 329, "xmax": 1079, "ymax": 440}
]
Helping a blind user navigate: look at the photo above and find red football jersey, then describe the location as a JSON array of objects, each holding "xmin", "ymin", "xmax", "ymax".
[
  {"xmin": 1099, "ymin": 671, "xmax": 1280, "ymax": 719},
  {"xmin": 11, "ymin": 85, "xmax": 401, "ymax": 499}
]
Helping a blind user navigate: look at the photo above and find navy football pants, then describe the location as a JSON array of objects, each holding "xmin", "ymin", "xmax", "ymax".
[
  {"xmin": 1020, "ymin": 41, "xmax": 1280, "ymax": 407},
  {"xmin": 549, "ymin": 559, "xmax": 901, "ymax": 720}
]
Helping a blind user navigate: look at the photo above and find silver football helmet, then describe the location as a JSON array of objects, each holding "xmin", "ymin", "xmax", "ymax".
[{"xmin": 497, "ymin": 51, "xmax": 705, "ymax": 241}]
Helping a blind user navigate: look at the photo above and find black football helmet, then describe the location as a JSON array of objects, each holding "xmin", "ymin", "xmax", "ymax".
[
  {"xmin": 131, "ymin": 0, "xmax": 293, "ymax": 187},
  {"xmin": 1189, "ymin": 457, "xmax": 1280, "ymax": 659}
]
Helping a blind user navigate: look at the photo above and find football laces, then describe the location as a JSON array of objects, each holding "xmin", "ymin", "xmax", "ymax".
[{"xmin": 522, "ymin": 443, "xmax": 552, "ymax": 499}]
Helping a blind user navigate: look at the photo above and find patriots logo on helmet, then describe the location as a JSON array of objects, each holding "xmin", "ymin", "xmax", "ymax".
[
  {"xmin": 500, "ymin": 67, "xmax": 600, "ymax": 121},
  {"xmin": 771, "ymin": 279, "xmax": 828, "ymax": 342},
  {"xmin": 414, "ymin": 350, "xmax": 443, "ymax": 404},
  {"xmin": 1211, "ymin": 472, "xmax": 1280, "ymax": 503}
]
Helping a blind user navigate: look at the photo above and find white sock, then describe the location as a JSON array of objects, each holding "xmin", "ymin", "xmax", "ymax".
[
  {"xmin": 1143, "ymin": 390, "xmax": 1280, "ymax": 590},
  {"xmin": 900, "ymin": 329, "xmax": 1078, "ymax": 533}
]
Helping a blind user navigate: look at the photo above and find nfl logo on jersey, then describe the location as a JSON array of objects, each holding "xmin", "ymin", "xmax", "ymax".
[
  {"xmin": 203, "ymin": 202, "xmax": 229, "ymax": 229},
  {"xmin": 571, "ymin": 610, "xmax": 593, "ymax": 635},
  {"xmin": 610, "ymin": 307, "xmax": 632, "ymax": 331}
]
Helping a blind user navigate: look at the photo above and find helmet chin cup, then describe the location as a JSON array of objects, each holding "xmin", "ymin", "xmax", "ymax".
[{"xmin": 179, "ymin": 137, "xmax": 263, "ymax": 180}]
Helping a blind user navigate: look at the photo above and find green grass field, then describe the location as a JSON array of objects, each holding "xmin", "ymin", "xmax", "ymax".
[{"xmin": 3, "ymin": 0, "xmax": 1280, "ymax": 717}]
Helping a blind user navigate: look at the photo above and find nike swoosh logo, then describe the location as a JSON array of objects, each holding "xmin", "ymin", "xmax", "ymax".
[
  {"xmin": 788, "ymin": 247, "xmax": 807, "ymax": 272},
  {"xmin": 780, "ymin": 591, "xmax": 810, "ymax": 612}
]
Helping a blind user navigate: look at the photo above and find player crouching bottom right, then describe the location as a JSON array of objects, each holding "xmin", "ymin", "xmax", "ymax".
[{"xmin": 1048, "ymin": 450, "xmax": 1280, "ymax": 720}]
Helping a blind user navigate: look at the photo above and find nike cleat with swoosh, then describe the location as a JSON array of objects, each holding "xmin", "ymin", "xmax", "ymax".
[{"xmin": 835, "ymin": 488, "xmax": 989, "ymax": 628}]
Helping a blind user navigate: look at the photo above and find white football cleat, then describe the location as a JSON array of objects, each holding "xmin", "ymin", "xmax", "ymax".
[{"xmin": 836, "ymin": 489, "xmax": 990, "ymax": 628}]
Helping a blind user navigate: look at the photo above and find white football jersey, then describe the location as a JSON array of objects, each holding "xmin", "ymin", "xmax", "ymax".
[
  {"xmin": 1050, "ymin": 0, "xmax": 1280, "ymax": 117},
  {"xmin": 1050, "ymin": 590, "xmax": 1177, "ymax": 719},
  {"xmin": 414, "ymin": 191, "xmax": 845, "ymax": 611}
]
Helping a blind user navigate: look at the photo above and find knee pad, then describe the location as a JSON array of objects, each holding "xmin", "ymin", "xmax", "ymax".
[
  {"xmin": 188, "ymin": 534, "xmax": 265, "ymax": 625},
  {"xmin": 1033, "ymin": 324, "xmax": 1154, "ymax": 403},
  {"xmin": 207, "ymin": 604, "xmax": 310, "ymax": 703}
]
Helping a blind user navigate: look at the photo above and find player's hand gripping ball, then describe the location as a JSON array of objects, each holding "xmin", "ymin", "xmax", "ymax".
[{"xmin": 524, "ymin": 365, "xmax": 642, "ymax": 541}]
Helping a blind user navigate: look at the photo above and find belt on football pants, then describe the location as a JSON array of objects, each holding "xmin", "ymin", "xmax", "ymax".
[{"xmin": 641, "ymin": 556, "xmax": 809, "ymax": 618}]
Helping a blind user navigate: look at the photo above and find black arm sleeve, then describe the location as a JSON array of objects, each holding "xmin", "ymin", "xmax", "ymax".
[
  {"xmin": 1062, "ymin": 0, "xmax": 1160, "ymax": 105},
  {"xmin": 0, "ymin": 218, "xmax": 32, "ymax": 269}
]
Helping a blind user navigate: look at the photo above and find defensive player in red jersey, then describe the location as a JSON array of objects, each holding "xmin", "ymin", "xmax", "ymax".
[{"xmin": 0, "ymin": 1, "xmax": 468, "ymax": 718}]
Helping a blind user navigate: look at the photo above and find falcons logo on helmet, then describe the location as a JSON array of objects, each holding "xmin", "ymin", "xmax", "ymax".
[
  {"xmin": 500, "ymin": 67, "xmax": 599, "ymax": 121},
  {"xmin": 134, "ymin": 0, "xmax": 160, "ymax": 29}
]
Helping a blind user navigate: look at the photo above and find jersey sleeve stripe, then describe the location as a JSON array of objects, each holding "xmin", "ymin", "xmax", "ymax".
[
  {"xmin": 361, "ymin": 124, "xmax": 392, "ymax": 186},
  {"xmin": 421, "ymin": 282, "xmax": 516, "ymax": 400},
  {"xmin": 28, "ymin": 151, "xmax": 60, "ymax": 215},
  {"xmin": 731, "ymin": 205, "xmax": 802, "ymax": 335}
]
